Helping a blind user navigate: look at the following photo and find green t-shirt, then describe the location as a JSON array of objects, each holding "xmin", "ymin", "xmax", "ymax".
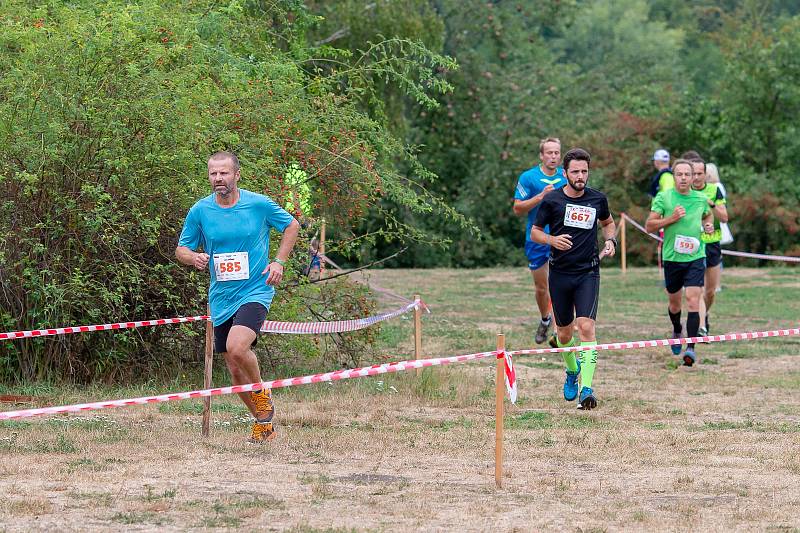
[
  {"xmin": 651, "ymin": 189, "xmax": 711, "ymax": 263},
  {"xmin": 696, "ymin": 183, "xmax": 726, "ymax": 243}
]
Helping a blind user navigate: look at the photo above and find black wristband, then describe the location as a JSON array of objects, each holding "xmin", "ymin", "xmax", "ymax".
[{"xmin": 605, "ymin": 237, "xmax": 618, "ymax": 247}]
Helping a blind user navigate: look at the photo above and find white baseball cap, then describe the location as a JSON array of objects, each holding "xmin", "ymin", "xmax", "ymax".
[{"xmin": 653, "ymin": 149, "xmax": 670, "ymax": 162}]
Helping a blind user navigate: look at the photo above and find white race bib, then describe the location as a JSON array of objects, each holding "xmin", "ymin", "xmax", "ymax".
[
  {"xmin": 564, "ymin": 204, "xmax": 596, "ymax": 229},
  {"xmin": 674, "ymin": 235, "xmax": 700, "ymax": 255},
  {"xmin": 213, "ymin": 252, "xmax": 250, "ymax": 281}
]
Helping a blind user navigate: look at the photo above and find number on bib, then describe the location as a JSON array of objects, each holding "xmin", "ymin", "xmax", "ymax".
[
  {"xmin": 673, "ymin": 235, "xmax": 700, "ymax": 255},
  {"xmin": 563, "ymin": 204, "xmax": 596, "ymax": 230},
  {"xmin": 213, "ymin": 252, "xmax": 250, "ymax": 281}
]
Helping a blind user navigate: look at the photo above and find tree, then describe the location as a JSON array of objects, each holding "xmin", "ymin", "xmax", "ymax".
[{"xmin": 0, "ymin": 0, "xmax": 462, "ymax": 381}]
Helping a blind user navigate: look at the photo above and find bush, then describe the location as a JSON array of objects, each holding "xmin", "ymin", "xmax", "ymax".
[{"xmin": 0, "ymin": 0, "xmax": 460, "ymax": 382}]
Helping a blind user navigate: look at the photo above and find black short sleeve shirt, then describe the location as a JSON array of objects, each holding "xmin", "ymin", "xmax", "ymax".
[{"xmin": 534, "ymin": 187, "xmax": 611, "ymax": 273}]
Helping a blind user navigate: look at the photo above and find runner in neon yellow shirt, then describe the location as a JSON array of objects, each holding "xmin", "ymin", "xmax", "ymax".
[
  {"xmin": 646, "ymin": 159, "xmax": 714, "ymax": 366},
  {"xmin": 690, "ymin": 158, "xmax": 728, "ymax": 337}
]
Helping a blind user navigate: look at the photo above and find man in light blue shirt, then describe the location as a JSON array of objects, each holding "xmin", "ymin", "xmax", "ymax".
[
  {"xmin": 177, "ymin": 151, "xmax": 300, "ymax": 443},
  {"xmin": 513, "ymin": 137, "xmax": 566, "ymax": 344}
]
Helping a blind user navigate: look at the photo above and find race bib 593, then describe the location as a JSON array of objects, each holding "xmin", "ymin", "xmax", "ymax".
[{"xmin": 674, "ymin": 235, "xmax": 700, "ymax": 255}]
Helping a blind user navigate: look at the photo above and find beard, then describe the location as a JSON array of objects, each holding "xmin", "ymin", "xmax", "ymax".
[
  {"xmin": 567, "ymin": 177, "xmax": 586, "ymax": 191},
  {"xmin": 214, "ymin": 183, "xmax": 233, "ymax": 196}
]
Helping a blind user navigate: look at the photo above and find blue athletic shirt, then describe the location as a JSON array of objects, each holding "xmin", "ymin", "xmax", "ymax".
[
  {"xmin": 178, "ymin": 189, "xmax": 295, "ymax": 326},
  {"xmin": 514, "ymin": 165, "xmax": 566, "ymax": 243}
]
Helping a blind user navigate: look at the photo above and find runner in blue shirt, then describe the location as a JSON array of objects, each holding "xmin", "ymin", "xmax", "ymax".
[
  {"xmin": 177, "ymin": 151, "xmax": 300, "ymax": 443},
  {"xmin": 513, "ymin": 137, "xmax": 566, "ymax": 344}
]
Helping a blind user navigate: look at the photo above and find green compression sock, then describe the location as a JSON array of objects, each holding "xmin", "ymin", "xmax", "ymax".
[
  {"xmin": 579, "ymin": 341, "xmax": 599, "ymax": 388},
  {"xmin": 557, "ymin": 336, "xmax": 578, "ymax": 372}
]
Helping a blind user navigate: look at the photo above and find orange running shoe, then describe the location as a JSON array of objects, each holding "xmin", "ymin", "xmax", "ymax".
[
  {"xmin": 250, "ymin": 389, "xmax": 274, "ymax": 422},
  {"xmin": 248, "ymin": 421, "xmax": 276, "ymax": 443}
]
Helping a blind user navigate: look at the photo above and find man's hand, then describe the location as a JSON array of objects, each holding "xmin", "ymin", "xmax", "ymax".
[
  {"xmin": 599, "ymin": 240, "xmax": 616, "ymax": 260},
  {"xmin": 193, "ymin": 253, "xmax": 210, "ymax": 271},
  {"xmin": 672, "ymin": 206, "xmax": 686, "ymax": 220},
  {"xmin": 540, "ymin": 184, "xmax": 555, "ymax": 199},
  {"xmin": 703, "ymin": 221, "xmax": 715, "ymax": 234},
  {"xmin": 549, "ymin": 234, "xmax": 572, "ymax": 251},
  {"xmin": 263, "ymin": 262, "xmax": 284, "ymax": 286}
]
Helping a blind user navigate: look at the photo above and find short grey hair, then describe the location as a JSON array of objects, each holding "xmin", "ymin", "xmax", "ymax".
[{"xmin": 208, "ymin": 151, "xmax": 240, "ymax": 171}]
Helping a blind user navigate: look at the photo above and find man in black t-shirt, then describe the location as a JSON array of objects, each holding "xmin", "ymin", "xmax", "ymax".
[{"xmin": 531, "ymin": 148, "xmax": 617, "ymax": 410}]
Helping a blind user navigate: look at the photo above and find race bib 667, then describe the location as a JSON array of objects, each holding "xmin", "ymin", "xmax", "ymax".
[
  {"xmin": 213, "ymin": 252, "xmax": 250, "ymax": 281},
  {"xmin": 564, "ymin": 204, "xmax": 596, "ymax": 229}
]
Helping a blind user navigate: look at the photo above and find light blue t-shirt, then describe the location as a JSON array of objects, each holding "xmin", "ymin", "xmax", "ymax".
[
  {"xmin": 514, "ymin": 165, "xmax": 566, "ymax": 243},
  {"xmin": 178, "ymin": 189, "xmax": 295, "ymax": 326}
]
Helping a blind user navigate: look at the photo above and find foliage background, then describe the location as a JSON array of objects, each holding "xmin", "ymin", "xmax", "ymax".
[
  {"xmin": 0, "ymin": 0, "xmax": 461, "ymax": 381},
  {"xmin": 1, "ymin": 0, "xmax": 799, "ymax": 382},
  {"xmin": 315, "ymin": 0, "xmax": 800, "ymax": 266}
]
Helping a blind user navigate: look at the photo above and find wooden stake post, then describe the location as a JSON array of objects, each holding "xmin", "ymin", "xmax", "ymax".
[
  {"xmin": 201, "ymin": 305, "xmax": 213, "ymax": 437},
  {"xmin": 414, "ymin": 294, "xmax": 422, "ymax": 375},
  {"xmin": 620, "ymin": 213, "xmax": 627, "ymax": 274},
  {"xmin": 495, "ymin": 333, "xmax": 505, "ymax": 488}
]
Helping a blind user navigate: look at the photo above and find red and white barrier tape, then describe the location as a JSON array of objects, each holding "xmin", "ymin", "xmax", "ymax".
[
  {"xmin": 0, "ymin": 300, "xmax": 424, "ymax": 340},
  {"xmin": 0, "ymin": 349, "xmax": 499, "ymax": 420},
  {"xmin": 508, "ymin": 326, "xmax": 800, "ymax": 356},
  {"xmin": 2, "ymin": 326, "xmax": 798, "ymax": 421},
  {"xmin": 0, "ymin": 316, "xmax": 209, "ymax": 341},
  {"xmin": 621, "ymin": 213, "xmax": 800, "ymax": 263}
]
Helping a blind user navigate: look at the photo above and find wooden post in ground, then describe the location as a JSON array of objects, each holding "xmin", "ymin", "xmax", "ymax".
[
  {"xmin": 495, "ymin": 333, "xmax": 505, "ymax": 488},
  {"xmin": 620, "ymin": 213, "xmax": 627, "ymax": 274},
  {"xmin": 414, "ymin": 294, "xmax": 422, "ymax": 376},
  {"xmin": 201, "ymin": 305, "xmax": 213, "ymax": 437},
  {"xmin": 319, "ymin": 219, "xmax": 327, "ymax": 279}
]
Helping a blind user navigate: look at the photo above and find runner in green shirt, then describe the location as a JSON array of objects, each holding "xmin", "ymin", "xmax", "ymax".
[
  {"xmin": 690, "ymin": 158, "xmax": 728, "ymax": 337},
  {"xmin": 646, "ymin": 160, "xmax": 714, "ymax": 366}
]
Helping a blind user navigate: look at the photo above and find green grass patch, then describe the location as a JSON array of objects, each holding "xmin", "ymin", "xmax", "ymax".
[
  {"xmin": 507, "ymin": 410, "xmax": 552, "ymax": 429},
  {"xmin": 692, "ymin": 419, "xmax": 800, "ymax": 433},
  {"xmin": 111, "ymin": 511, "xmax": 169, "ymax": 526}
]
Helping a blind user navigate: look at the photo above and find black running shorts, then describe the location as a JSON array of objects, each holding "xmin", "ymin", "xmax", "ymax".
[
  {"xmin": 705, "ymin": 242, "xmax": 722, "ymax": 268},
  {"xmin": 214, "ymin": 302, "xmax": 268, "ymax": 353},
  {"xmin": 548, "ymin": 269, "xmax": 600, "ymax": 327},
  {"xmin": 663, "ymin": 258, "xmax": 705, "ymax": 294}
]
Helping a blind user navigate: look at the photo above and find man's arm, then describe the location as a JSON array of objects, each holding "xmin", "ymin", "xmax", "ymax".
[
  {"xmin": 513, "ymin": 184, "xmax": 555, "ymax": 216},
  {"xmin": 176, "ymin": 246, "xmax": 209, "ymax": 271},
  {"xmin": 702, "ymin": 211, "xmax": 715, "ymax": 234},
  {"xmin": 645, "ymin": 207, "xmax": 684, "ymax": 233},
  {"xmin": 599, "ymin": 216, "xmax": 617, "ymax": 259},
  {"xmin": 531, "ymin": 225, "xmax": 572, "ymax": 251},
  {"xmin": 263, "ymin": 219, "xmax": 301, "ymax": 286},
  {"xmin": 709, "ymin": 201, "xmax": 728, "ymax": 223}
]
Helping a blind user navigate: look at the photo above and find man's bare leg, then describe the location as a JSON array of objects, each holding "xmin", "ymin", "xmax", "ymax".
[
  {"xmin": 703, "ymin": 265, "xmax": 721, "ymax": 331},
  {"xmin": 223, "ymin": 325, "xmax": 269, "ymax": 419},
  {"xmin": 531, "ymin": 263, "xmax": 552, "ymax": 343}
]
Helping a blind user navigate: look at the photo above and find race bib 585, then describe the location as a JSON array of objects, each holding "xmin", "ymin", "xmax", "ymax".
[
  {"xmin": 564, "ymin": 204, "xmax": 596, "ymax": 229},
  {"xmin": 214, "ymin": 252, "xmax": 250, "ymax": 281}
]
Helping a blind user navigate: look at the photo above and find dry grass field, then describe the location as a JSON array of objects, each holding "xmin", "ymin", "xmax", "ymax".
[{"xmin": 2, "ymin": 267, "xmax": 800, "ymax": 532}]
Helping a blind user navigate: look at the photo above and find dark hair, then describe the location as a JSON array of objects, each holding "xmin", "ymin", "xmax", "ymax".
[
  {"xmin": 689, "ymin": 157, "xmax": 706, "ymax": 172},
  {"xmin": 209, "ymin": 151, "xmax": 240, "ymax": 171},
  {"xmin": 680, "ymin": 150, "xmax": 701, "ymax": 160},
  {"xmin": 672, "ymin": 159, "xmax": 694, "ymax": 176},
  {"xmin": 563, "ymin": 148, "xmax": 591, "ymax": 171}
]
